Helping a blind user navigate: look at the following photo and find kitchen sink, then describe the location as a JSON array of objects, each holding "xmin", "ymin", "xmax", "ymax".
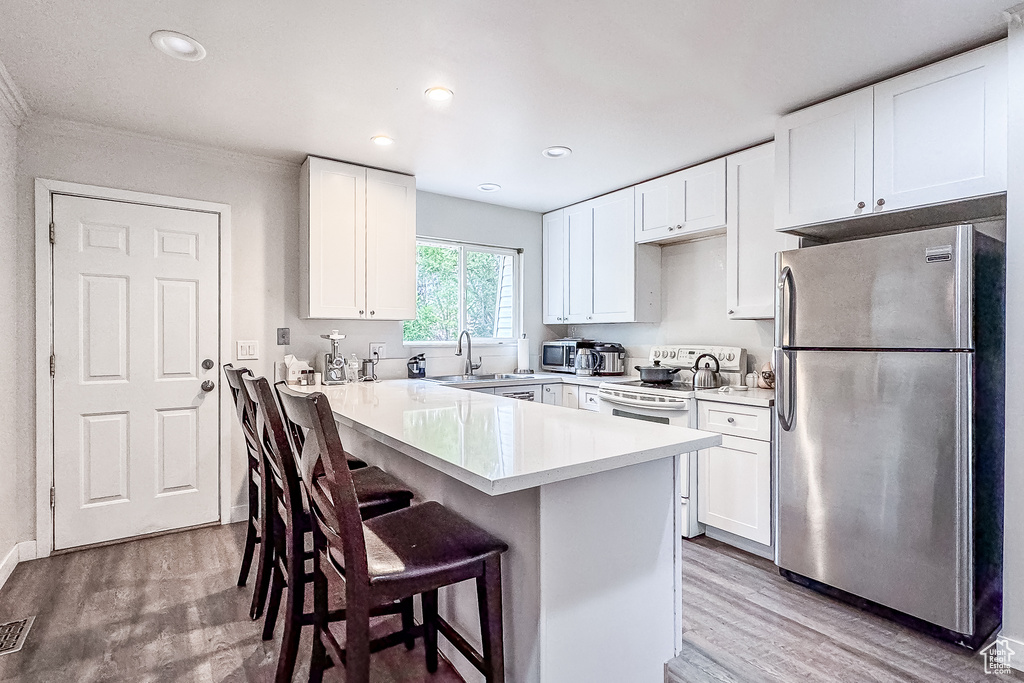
[{"xmin": 424, "ymin": 373, "xmax": 539, "ymax": 383}]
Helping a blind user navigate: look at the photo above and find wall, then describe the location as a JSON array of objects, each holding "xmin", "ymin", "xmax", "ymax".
[
  {"xmin": 0, "ymin": 112, "xmax": 19, "ymax": 569},
  {"xmin": 1001, "ymin": 14, "xmax": 1024, "ymax": 668},
  {"xmin": 574, "ymin": 234, "xmax": 775, "ymax": 373},
  {"xmin": 14, "ymin": 116, "xmax": 544, "ymax": 544}
]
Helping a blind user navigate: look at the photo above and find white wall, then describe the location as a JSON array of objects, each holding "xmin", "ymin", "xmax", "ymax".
[
  {"xmin": 1001, "ymin": 15, "xmax": 1024, "ymax": 666},
  {"xmin": 14, "ymin": 116, "xmax": 544, "ymax": 544},
  {"xmin": 0, "ymin": 113, "xmax": 19, "ymax": 564},
  {"xmin": 572, "ymin": 234, "xmax": 775, "ymax": 373}
]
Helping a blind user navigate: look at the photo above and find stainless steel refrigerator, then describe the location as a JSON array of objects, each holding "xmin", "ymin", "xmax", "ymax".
[{"xmin": 774, "ymin": 224, "xmax": 1004, "ymax": 649}]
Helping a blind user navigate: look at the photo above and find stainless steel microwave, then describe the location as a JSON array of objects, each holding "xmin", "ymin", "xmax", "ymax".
[{"xmin": 541, "ymin": 339, "xmax": 584, "ymax": 373}]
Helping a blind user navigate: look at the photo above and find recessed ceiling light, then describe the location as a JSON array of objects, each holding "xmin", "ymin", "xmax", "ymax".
[
  {"xmin": 425, "ymin": 87, "xmax": 454, "ymax": 102},
  {"xmin": 542, "ymin": 146, "xmax": 572, "ymax": 159},
  {"xmin": 150, "ymin": 30, "xmax": 206, "ymax": 62},
  {"xmin": 371, "ymin": 135, "xmax": 395, "ymax": 146},
  {"xmin": 478, "ymin": 183, "xmax": 501, "ymax": 192}
]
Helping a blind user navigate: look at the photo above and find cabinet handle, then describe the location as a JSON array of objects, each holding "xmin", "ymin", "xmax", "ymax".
[
  {"xmin": 857, "ymin": 201, "xmax": 866, "ymax": 209},
  {"xmin": 359, "ymin": 310, "xmax": 364, "ymax": 315},
  {"xmin": 727, "ymin": 417, "xmax": 735, "ymax": 424},
  {"xmin": 370, "ymin": 310, "xmax": 375, "ymax": 316},
  {"xmin": 728, "ymin": 309, "xmax": 735, "ymax": 315},
  {"xmin": 587, "ymin": 316, "xmax": 592, "ymax": 320},
  {"xmin": 668, "ymin": 226, "xmax": 675, "ymax": 231},
  {"xmin": 876, "ymin": 198, "xmax": 885, "ymax": 207}
]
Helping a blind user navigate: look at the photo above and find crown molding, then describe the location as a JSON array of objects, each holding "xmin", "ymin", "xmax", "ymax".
[
  {"xmin": 1005, "ymin": 2, "xmax": 1024, "ymax": 26},
  {"xmin": 0, "ymin": 59, "xmax": 30, "ymax": 127},
  {"xmin": 24, "ymin": 115, "xmax": 302, "ymax": 173}
]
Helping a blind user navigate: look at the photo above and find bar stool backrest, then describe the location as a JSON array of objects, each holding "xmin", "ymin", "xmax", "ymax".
[
  {"xmin": 223, "ymin": 364, "xmax": 259, "ymax": 466},
  {"xmin": 275, "ymin": 388, "xmax": 369, "ymax": 586}
]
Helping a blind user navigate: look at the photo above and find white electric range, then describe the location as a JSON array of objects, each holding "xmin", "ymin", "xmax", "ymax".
[{"xmin": 598, "ymin": 345, "xmax": 747, "ymax": 537}]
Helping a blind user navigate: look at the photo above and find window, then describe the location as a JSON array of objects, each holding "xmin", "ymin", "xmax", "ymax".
[{"xmin": 403, "ymin": 239, "xmax": 520, "ymax": 344}]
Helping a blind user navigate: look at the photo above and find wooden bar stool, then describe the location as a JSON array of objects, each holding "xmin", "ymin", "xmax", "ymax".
[
  {"xmin": 277, "ymin": 389, "xmax": 509, "ymax": 683},
  {"xmin": 223, "ymin": 364, "xmax": 272, "ymax": 620},
  {"xmin": 243, "ymin": 376, "xmax": 415, "ymax": 683}
]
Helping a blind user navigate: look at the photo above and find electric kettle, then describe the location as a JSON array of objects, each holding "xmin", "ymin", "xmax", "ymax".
[
  {"xmin": 574, "ymin": 348, "xmax": 603, "ymax": 377},
  {"xmin": 692, "ymin": 353, "xmax": 721, "ymax": 389}
]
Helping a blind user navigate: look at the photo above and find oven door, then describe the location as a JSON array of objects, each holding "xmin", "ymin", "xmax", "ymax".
[{"xmin": 597, "ymin": 395, "xmax": 692, "ymax": 427}]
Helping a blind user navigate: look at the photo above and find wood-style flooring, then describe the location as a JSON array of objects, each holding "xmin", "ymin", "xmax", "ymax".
[
  {"xmin": 0, "ymin": 523, "xmax": 463, "ymax": 682},
  {"xmin": 669, "ymin": 535, "xmax": 1024, "ymax": 683}
]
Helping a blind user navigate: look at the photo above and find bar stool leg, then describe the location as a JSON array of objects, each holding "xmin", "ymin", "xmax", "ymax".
[
  {"xmin": 309, "ymin": 547, "xmax": 328, "ymax": 683},
  {"xmin": 345, "ymin": 594, "xmax": 372, "ymax": 683},
  {"xmin": 422, "ymin": 589, "xmax": 439, "ymax": 673},
  {"xmin": 477, "ymin": 556, "xmax": 505, "ymax": 683},
  {"xmin": 400, "ymin": 597, "xmax": 416, "ymax": 651},
  {"xmin": 263, "ymin": 565, "xmax": 285, "ymax": 641},
  {"xmin": 237, "ymin": 505, "xmax": 258, "ymax": 586}
]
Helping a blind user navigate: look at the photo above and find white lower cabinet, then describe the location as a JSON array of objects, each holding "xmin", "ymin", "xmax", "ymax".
[
  {"xmin": 563, "ymin": 384, "xmax": 580, "ymax": 409},
  {"xmin": 578, "ymin": 387, "xmax": 601, "ymax": 412},
  {"xmin": 542, "ymin": 384, "xmax": 562, "ymax": 406},
  {"xmin": 696, "ymin": 401, "xmax": 772, "ymax": 547}
]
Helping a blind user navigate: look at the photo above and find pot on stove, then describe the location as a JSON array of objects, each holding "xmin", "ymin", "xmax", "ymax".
[{"xmin": 633, "ymin": 360, "xmax": 682, "ymax": 384}]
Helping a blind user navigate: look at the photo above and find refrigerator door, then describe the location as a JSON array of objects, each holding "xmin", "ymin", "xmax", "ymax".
[
  {"xmin": 776, "ymin": 225, "xmax": 973, "ymax": 350},
  {"xmin": 775, "ymin": 349, "xmax": 973, "ymax": 634}
]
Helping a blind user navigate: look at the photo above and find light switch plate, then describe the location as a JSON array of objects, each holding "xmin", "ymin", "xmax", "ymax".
[
  {"xmin": 236, "ymin": 340, "xmax": 259, "ymax": 360},
  {"xmin": 369, "ymin": 343, "xmax": 386, "ymax": 360}
]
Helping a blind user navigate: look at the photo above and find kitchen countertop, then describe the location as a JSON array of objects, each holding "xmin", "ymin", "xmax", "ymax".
[
  {"xmin": 288, "ymin": 379, "xmax": 720, "ymax": 495},
  {"xmin": 694, "ymin": 386, "xmax": 776, "ymax": 407},
  {"xmin": 428, "ymin": 372, "xmax": 636, "ymax": 390}
]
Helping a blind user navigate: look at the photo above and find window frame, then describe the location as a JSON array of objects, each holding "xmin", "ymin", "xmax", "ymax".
[{"xmin": 404, "ymin": 237, "xmax": 523, "ymax": 347}]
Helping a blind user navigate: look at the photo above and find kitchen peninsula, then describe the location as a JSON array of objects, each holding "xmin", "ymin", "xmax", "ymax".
[{"xmin": 287, "ymin": 379, "xmax": 721, "ymax": 683}]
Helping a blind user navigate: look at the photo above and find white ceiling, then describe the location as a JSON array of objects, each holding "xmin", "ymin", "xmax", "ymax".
[{"xmin": 0, "ymin": 0, "xmax": 1011, "ymax": 212}]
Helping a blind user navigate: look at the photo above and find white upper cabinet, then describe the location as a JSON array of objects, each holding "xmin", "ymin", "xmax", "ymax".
[
  {"xmin": 775, "ymin": 89, "xmax": 874, "ymax": 229},
  {"xmin": 542, "ymin": 209, "xmax": 567, "ymax": 324},
  {"xmin": 634, "ymin": 158, "xmax": 726, "ymax": 243},
  {"xmin": 543, "ymin": 189, "xmax": 660, "ymax": 325},
  {"xmin": 300, "ymin": 156, "xmax": 416, "ymax": 320},
  {"xmin": 776, "ymin": 40, "xmax": 1007, "ymax": 230},
  {"xmin": 873, "ymin": 41, "xmax": 1007, "ymax": 213},
  {"xmin": 726, "ymin": 143, "xmax": 800, "ymax": 319}
]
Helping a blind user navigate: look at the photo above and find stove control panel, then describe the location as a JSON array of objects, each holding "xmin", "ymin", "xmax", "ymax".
[{"xmin": 649, "ymin": 345, "xmax": 747, "ymax": 377}]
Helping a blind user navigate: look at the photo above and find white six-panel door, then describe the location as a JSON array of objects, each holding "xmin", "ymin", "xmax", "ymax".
[{"xmin": 51, "ymin": 195, "xmax": 220, "ymax": 549}]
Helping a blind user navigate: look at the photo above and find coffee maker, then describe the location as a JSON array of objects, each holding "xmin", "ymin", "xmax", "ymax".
[{"xmin": 320, "ymin": 330, "xmax": 347, "ymax": 385}]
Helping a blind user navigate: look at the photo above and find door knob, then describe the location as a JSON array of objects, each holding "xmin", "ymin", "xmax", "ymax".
[
  {"xmin": 202, "ymin": 359, "xmax": 215, "ymax": 370},
  {"xmin": 201, "ymin": 380, "xmax": 215, "ymax": 392}
]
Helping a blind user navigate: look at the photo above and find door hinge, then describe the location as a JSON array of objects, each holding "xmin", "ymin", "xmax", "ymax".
[
  {"xmin": 49, "ymin": 354, "xmax": 55, "ymax": 378},
  {"xmin": 49, "ymin": 221, "xmax": 55, "ymax": 245},
  {"xmin": 50, "ymin": 486, "xmax": 55, "ymax": 510}
]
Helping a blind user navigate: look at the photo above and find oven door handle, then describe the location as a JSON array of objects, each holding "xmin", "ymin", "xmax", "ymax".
[{"xmin": 598, "ymin": 394, "xmax": 690, "ymax": 411}]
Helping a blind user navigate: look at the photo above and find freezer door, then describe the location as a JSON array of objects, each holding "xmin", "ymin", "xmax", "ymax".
[
  {"xmin": 776, "ymin": 225, "xmax": 973, "ymax": 349},
  {"xmin": 774, "ymin": 349, "xmax": 973, "ymax": 634}
]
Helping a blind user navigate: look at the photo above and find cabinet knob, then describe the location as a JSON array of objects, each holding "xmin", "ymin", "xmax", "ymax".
[
  {"xmin": 727, "ymin": 417, "xmax": 735, "ymax": 424},
  {"xmin": 876, "ymin": 198, "xmax": 885, "ymax": 207},
  {"xmin": 668, "ymin": 226, "xmax": 675, "ymax": 231},
  {"xmin": 359, "ymin": 310, "xmax": 364, "ymax": 315},
  {"xmin": 370, "ymin": 310, "xmax": 375, "ymax": 316},
  {"xmin": 728, "ymin": 309, "xmax": 735, "ymax": 315},
  {"xmin": 587, "ymin": 316, "xmax": 592, "ymax": 320},
  {"xmin": 857, "ymin": 201, "xmax": 866, "ymax": 209}
]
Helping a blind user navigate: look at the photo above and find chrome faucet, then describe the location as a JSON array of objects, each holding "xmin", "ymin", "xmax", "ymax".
[{"xmin": 455, "ymin": 330, "xmax": 482, "ymax": 376}]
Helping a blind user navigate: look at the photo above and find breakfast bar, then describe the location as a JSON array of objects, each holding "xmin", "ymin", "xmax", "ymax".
[{"xmin": 293, "ymin": 379, "xmax": 721, "ymax": 683}]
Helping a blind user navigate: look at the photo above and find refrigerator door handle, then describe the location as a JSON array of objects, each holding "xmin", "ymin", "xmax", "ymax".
[
  {"xmin": 775, "ymin": 348, "xmax": 795, "ymax": 432},
  {"xmin": 776, "ymin": 265, "xmax": 794, "ymax": 347}
]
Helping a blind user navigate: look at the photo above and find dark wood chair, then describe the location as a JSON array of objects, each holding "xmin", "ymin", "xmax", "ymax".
[
  {"xmin": 223, "ymin": 363, "xmax": 272, "ymax": 620},
  {"xmin": 276, "ymin": 388, "xmax": 509, "ymax": 683},
  {"xmin": 243, "ymin": 376, "xmax": 415, "ymax": 683}
]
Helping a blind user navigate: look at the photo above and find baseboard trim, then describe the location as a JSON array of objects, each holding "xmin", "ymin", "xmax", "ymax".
[
  {"xmin": 0, "ymin": 544, "xmax": 19, "ymax": 592},
  {"xmin": 228, "ymin": 504, "xmax": 248, "ymax": 524},
  {"xmin": 1002, "ymin": 634, "xmax": 1024, "ymax": 672},
  {"xmin": 17, "ymin": 541, "xmax": 37, "ymax": 562}
]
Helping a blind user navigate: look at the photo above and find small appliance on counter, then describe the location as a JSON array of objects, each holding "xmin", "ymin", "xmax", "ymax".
[
  {"xmin": 540, "ymin": 338, "xmax": 590, "ymax": 374},
  {"xmin": 320, "ymin": 330, "xmax": 347, "ymax": 385},
  {"xmin": 574, "ymin": 347, "xmax": 602, "ymax": 377},
  {"xmin": 593, "ymin": 342, "xmax": 626, "ymax": 376},
  {"xmin": 691, "ymin": 354, "xmax": 721, "ymax": 389},
  {"xmin": 407, "ymin": 353, "xmax": 426, "ymax": 379}
]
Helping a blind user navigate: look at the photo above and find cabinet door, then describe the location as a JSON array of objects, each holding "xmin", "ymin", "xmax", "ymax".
[
  {"xmin": 301, "ymin": 157, "xmax": 366, "ymax": 319},
  {"xmin": 634, "ymin": 159, "xmax": 726, "ymax": 242},
  {"xmin": 873, "ymin": 41, "xmax": 1007, "ymax": 213},
  {"xmin": 542, "ymin": 210, "xmax": 567, "ymax": 324},
  {"xmin": 726, "ymin": 143, "xmax": 799, "ymax": 319},
  {"xmin": 541, "ymin": 384, "xmax": 562, "ymax": 406},
  {"xmin": 590, "ymin": 189, "xmax": 636, "ymax": 323},
  {"xmin": 578, "ymin": 387, "xmax": 601, "ymax": 411},
  {"xmin": 697, "ymin": 435, "xmax": 771, "ymax": 545},
  {"xmin": 564, "ymin": 202, "xmax": 594, "ymax": 323},
  {"xmin": 775, "ymin": 88, "xmax": 874, "ymax": 229},
  {"xmin": 365, "ymin": 169, "xmax": 417, "ymax": 320},
  {"xmin": 563, "ymin": 385, "xmax": 579, "ymax": 409}
]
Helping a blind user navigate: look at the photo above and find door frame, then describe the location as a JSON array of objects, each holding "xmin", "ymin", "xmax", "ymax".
[{"xmin": 34, "ymin": 178, "xmax": 233, "ymax": 557}]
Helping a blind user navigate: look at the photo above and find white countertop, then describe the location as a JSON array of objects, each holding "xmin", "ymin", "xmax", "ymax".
[
  {"xmin": 430, "ymin": 372, "xmax": 635, "ymax": 390},
  {"xmin": 290, "ymin": 379, "xmax": 720, "ymax": 495},
  {"xmin": 694, "ymin": 386, "xmax": 776, "ymax": 407}
]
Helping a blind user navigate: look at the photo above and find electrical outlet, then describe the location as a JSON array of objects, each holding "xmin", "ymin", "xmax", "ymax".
[
  {"xmin": 369, "ymin": 343, "xmax": 386, "ymax": 360},
  {"xmin": 236, "ymin": 340, "xmax": 259, "ymax": 360},
  {"xmin": 277, "ymin": 328, "xmax": 290, "ymax": 345}
]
